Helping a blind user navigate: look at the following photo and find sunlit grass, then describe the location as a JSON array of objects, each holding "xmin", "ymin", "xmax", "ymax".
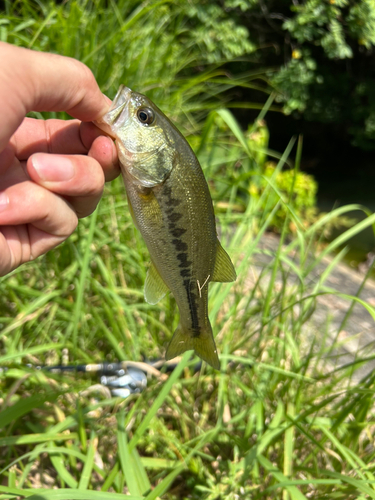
[{"xmin": 1, "ymin": 1, "xmax": 375, "ymax": 499}]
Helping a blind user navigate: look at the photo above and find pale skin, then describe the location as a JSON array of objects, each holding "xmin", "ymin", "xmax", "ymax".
[{"xmin": 0, "ymin": 42, "xmax": 120, "ymax": 277}]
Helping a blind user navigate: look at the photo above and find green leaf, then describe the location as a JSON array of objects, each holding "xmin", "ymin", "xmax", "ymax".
[
  {"xmin": 129, "ymin": 351, "xmax": 190, "ymax": 451},
  {"xmin": 50, "ymin": 449, "xmax": 78, "ymax": 489},
  {"xmin": 0, "ymin": 433, "xmax": 78, "ymax": 447},
  {"xmin": 78, "ymin": 432, "xmax": 97, "ymax": 490},
  {"xmin": 1, "ymin": 488, "xmax": 144, "ymax": 500},
  {"xmin": 0, "ymin": 343, "xmax": 63, "ymax": 364},
  {"xmin": 0, "ymin": 393, "xmax": 55, "ymax": 428},
  {"xmin": 117, "ymin": 414, "xmax": 143, "ymax": 496},
  {"xmin": 257, "ymin": 455, "xmax": 308, "ymax": 500}
]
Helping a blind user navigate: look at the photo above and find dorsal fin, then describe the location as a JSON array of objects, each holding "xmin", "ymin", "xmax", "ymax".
[
  {"xmin": 211, "ymin": 240, "xmax": 236, "ymax": 283},
  {"xmin": 144, "ymin": 262, "xmax": 170, "ymax": 305}
]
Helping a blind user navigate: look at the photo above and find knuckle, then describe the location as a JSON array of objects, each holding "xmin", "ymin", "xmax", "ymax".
[
  {"xmin": 68, "ymin": 57, "xmax": 95, "ymax": 85},
  {"xmin": 31, "ymin": 186, "xmax": 49, "ymax": 210},
  {"xmin": 75, "ymin": 59, "xmax": 95, "ymax": 84},
  {"xmin": 66, "ymin": 60, "xmax": 100, "ymax": 117}
]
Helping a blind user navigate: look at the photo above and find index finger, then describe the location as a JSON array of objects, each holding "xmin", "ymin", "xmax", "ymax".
[
  {"xmin": 11, "ymin": 118, "xmax": 108, "ymax": 159},
  {"xmin": 0, "ymin": 42, "xmax": 110, "ymax": 152}
]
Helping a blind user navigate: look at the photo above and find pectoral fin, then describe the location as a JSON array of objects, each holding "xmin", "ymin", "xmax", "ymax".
[
  {"xmin": 144, "ymin": 262, "xmax": 169, "ymax": 304},
  {"xmin": 211, "ymin": 240, "xmax": 237, "ymax": 283}
]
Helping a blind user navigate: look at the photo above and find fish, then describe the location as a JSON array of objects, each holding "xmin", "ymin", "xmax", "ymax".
[{"xmin": 95, "ymin": 85, "xmax": 236, "ymax": 369}]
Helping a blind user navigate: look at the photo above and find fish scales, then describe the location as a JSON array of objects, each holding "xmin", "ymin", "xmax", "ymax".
[
  {"xmin": 127, "ymin": 157, "xmax": 217, "ymax": 334},
  {"xmin": 95, "ymin": 86, "xmax": 236, "ymax": 369}
]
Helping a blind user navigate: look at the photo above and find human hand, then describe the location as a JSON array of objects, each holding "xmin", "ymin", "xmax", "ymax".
[{"xmin": 0, "ymin": 42, "xmax": 119, "ymax": 277}]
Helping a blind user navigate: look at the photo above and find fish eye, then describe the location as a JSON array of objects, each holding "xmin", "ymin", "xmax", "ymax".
[{"xmin": 137, "ymin": 107, "xmax": 154, "ymax": 125}]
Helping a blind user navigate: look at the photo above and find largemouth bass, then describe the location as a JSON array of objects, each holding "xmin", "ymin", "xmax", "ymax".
[{"xmin": 95, "ymin": 86, "xmax": 236, "ymax": 369}]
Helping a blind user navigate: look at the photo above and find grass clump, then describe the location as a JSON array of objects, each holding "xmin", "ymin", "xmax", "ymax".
[
  {"xmin": 2, "ymin": 111, "xmax": 375, "ymax": 499},
  {"xmin": 1, "ymin": 1, "xmax": 375, "ymax": 499}
]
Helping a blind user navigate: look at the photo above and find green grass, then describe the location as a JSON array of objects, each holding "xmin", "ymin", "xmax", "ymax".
[{"xmin": 2, "ymin": 1, "xmax": 375, "ymax": 499}]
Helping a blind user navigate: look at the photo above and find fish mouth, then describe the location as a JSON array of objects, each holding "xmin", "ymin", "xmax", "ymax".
[
  {"xmin": 111, "ymin": 85, "xmax": 132, "ymax": 111},
  {"xmin": 94, "ymin": 85, "xmax": 132, "ymax": 137}
]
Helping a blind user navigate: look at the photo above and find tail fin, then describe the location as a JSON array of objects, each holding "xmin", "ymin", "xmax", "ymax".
[{"xmin": 165, "ymin": 324, "xmax": 220, "ymax": 370}]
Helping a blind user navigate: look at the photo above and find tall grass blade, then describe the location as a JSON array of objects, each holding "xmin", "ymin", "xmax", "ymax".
[{"xmin": 129, "ymin": 351, "xmax": 190, "ymax": 451}]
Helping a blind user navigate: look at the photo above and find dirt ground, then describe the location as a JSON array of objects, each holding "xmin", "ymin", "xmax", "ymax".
[{"xmin": 253, "ymin": 233, "xmax": 375, "ymax": 381}]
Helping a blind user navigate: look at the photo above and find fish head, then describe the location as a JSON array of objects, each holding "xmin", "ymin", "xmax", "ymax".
[{"xmin": 95, "ymin": 85, "xmax": 177, "ymax": 187}]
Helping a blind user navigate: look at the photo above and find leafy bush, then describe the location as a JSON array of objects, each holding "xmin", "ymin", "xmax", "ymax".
[
  {"xmin": 191, "ymin": 110, "xmax": 319, "ymax": 234},
  {"xmin": 214, "ymin": 0, "xmax": 375, "ymax": 149},
  {"xmin": 251, "ymin": 161, "xmax": 318, "ymax": 233},
  {"xmin": 6, "ymin": 0, "xmax": 375, "ymax": 149},
  {"xmin": 0, "ymin": 0, "xmax": 259, "ymax": 134}
]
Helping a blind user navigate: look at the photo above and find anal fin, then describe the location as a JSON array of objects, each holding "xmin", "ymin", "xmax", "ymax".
[
  {"xmin": 144, "ymin": 262, "xmax": 169, "ymax": 305},
  {"xmin": 211, "ymin": 240, "xmax": 236, "ymax": 283}
]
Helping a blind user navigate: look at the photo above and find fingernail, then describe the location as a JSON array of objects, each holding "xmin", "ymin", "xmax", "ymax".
[
  {"xmin": 0, "ymin": 192, "xmax": 9, "ymax": 213},
  {"xmin": 32, "ymin": 154, "xmax": 75, "ymax": 182}
]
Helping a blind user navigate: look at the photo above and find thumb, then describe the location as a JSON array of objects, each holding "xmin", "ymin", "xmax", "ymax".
[{"xmin": 0, "ymin": 42, "xmax": 110, "ymax": 153}]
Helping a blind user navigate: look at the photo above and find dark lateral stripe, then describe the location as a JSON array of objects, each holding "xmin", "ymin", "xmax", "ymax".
[
  {"xmin": 167, "ymin": 197, "xmax": 181, "ymax": 207},
  {"xmin": 172, "ymin": 228, "xmax": 186, "ymax": 237},
  {"xmin": 172, "ymin": 239, "xmax": 188, "ymax": 252},
  {"xmin": 163, "ymin": 185, "xmax": 181, "ymax": 207},
  {"xmin": 177, "ymin": 252, "xmax": 192, "ymax": 268},
  {"xmin": 180, "ymin": 268, "xmax": 191, "ymax": 277},
  {"xmin": 163, "ymin": 185, "xmax": 173, "ymax": 198},
  {"xmin": 169, "ymin": 212, "xmax": 183, "ymax": 223},
  {"xmin": 162, "ymin": 183, "xmax": 199, "ymax": 333},
  {"xmin": 183, "ymin": 279, "xmax": 199, "ymax": 332}
]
